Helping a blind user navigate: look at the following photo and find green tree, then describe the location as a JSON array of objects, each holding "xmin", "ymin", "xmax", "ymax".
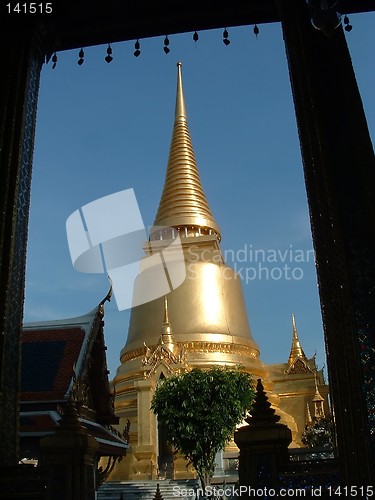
[
  {"xmin": 151, "ymin": 367, "xmax": 254, "ymax": 490},
  {"xmin": 301, "ymin": 416, "xmax": 334, "ymax": 448}
]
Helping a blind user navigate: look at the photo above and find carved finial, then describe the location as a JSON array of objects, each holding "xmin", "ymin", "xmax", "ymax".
[
  {"xmin": 246, "ymin": 379, "xmax": 280, "ymax": 426},
  {"xmin": 153, "ymin": 483, "xmax": 164, "ymax": 500},
  {"xmin": 99, "ymin": 277, "xmax": 113, "ymax": 314}
]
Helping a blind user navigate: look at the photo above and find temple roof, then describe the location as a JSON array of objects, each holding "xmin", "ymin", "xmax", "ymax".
[
  {"xmin": 21, "ymin": 326, "xmax": 86, "ymax": 401},
  {"xmin": 21, "ymin": 306, "xmax": 100, "ymax": 402},
  {"xmin": 20, "ymin": 295, "xmax": 128, "ymax": 457},
  {"xmin": 153, "ymin": 62, "xmax": 221, "ymax": 240}
]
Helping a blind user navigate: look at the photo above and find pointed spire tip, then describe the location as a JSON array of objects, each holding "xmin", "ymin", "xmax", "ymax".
[
  {"xmin": 288, "ymin": 312, "xmax": 307, "ymax": 365},
  {"xmin": 153, "ymin": 61, "xmax": 221, "ymax": 239}
]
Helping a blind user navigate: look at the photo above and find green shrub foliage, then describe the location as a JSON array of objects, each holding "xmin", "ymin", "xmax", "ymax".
[
  {"xmin": 151, "ymin": 367, "xmax": 254, "ymax": 488},
  {"xmin": 301, "ymin": 416, "xmax": 334, "ymax": 448}
]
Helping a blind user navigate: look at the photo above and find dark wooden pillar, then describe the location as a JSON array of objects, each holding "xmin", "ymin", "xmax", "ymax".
[
  {"xmin": 40, "ymin": 402, "xmax": 99, "ymax": 500},
  {"xmin": 279, "ymin": 0, "xmax": 375, "ymax": 486},
  {"xmin": 0, "ymin": 28, "xmax": 43, "ymax": 464}
]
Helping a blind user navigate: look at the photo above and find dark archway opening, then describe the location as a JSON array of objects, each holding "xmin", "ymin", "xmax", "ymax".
[{"xmin": 157, "ymin": 374, "xmax": 174, "ymax": 479}]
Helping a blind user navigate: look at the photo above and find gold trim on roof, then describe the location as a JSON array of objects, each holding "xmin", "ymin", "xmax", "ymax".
[{"xmin": 153, "ymin": 62, "xmax": 221, "ymax": 240}]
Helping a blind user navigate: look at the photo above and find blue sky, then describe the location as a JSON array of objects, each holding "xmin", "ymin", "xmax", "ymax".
[{"xmin": 24, "ymin": 14, "xmax": 374, "ymax": 378}]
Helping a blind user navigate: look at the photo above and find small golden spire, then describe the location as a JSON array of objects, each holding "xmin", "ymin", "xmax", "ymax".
[
  {"xmin": 153, "ymin": 62, "xmax": 221, "ymax": 240},
  {"xmin": 313, "ymin": 373, "xmax": 325, "ymax": 419},
  {"xmin": 306, "ymin": 402, "xmax": 313, "ymax": 425},
  {"xmin": 287, "ymin": 313, "xmax": 307, "ymax": 366},
  {"xmin": 313, "ymin": 374, "xmax": 324, "ymax": 402},
  {"xmin": 160, "ymin": 296, "xmax": 176, "ymax": 353},
  {"xmin": 162, "ymin": 295, "xmax": 171, "ymax": 334}
]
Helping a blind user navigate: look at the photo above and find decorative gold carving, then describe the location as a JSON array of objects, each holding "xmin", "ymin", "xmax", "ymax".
[
  {"xmin": 123, "ymin": 419, "xmax": 131, "ymax": 442},
  {"xmin": 285, "ymin": 357, "xmax": 313, "ymax": 374},
  {"xmin": 142, "ymin": 342, "xmax": 153, "ymax": 364},
  {"xmin": 142, "ymin": 339, "xmax": 188, "ymax": 379},
  {"xmin": 123, "ymin": 341, "xmax": 258, "ymax": 363},
  {"xmin": 97, "ymin": 455, "xmax": 123, "ymax": 488},
  {"xmin": 184, "ymin": 341, "xmax": 258, "ymax": 358},
  {"xmin": 139, "ymin": 296, "xmax": 189, "ymax": 378},
  {"xmin": 104, "ymin": 420, "xmax": 130, "ymax": 444},
  {"xmin": 71, "ymin": 368, "xmax": 90, "ymax": 409}
]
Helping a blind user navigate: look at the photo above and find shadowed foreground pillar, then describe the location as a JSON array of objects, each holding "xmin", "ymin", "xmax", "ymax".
[
  {"xmin": 40, "ymin": 401, "xmax": 98, "ymax": 500},
  {"xmin": 0, "ymin": 28, "xmax": 43, "ymax": 466},
  {"xmin": 279, "ymin": 0, "xmax": 375, "ymax": 486}
]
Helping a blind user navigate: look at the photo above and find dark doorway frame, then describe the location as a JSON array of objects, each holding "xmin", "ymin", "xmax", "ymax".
[{"xmin": 0, "ymin": 0, "xmax": 374, "ymax": 486}]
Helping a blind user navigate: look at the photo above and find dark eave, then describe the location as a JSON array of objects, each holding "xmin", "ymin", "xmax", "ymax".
[{"xmin": 3, "ymin": 0, "xmax": 375, "ymax": 55}]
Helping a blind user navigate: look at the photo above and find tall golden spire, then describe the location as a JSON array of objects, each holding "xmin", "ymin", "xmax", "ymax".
[
  {"xmin": 288, "ymin": 313, "xmax": 307, "ymax": 366},
  {"xmin": 153, "ymin": 62, "xmax": 221, "ymax": 240}
]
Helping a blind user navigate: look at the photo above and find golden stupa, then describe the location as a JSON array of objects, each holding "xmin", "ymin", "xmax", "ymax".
[{"xmin": 110, "ymin": 63, "xmax": 328, "ymax": 481}]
